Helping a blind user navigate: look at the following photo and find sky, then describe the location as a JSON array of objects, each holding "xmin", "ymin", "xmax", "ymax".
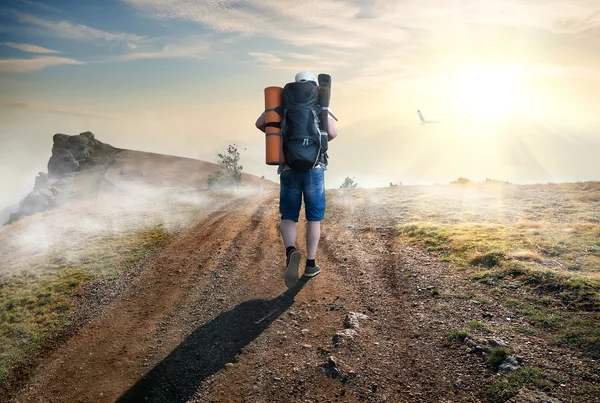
[{"xmin": 1, "ymin": 0, "xmax": 599, "ymax": 209}]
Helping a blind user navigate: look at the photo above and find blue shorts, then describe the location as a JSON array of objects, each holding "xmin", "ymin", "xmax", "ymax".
[{"xmin": 280, "ymin": 168, "xmax": 326, "ymax": 222}]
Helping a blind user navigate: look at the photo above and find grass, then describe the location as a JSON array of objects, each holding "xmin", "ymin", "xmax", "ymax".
[
  {"xmin": 487, "ymin": 347, "xmax": 508, "ymax": 367},
  {"xmin": 370, "ymin": 183, "xmax": 600, "ymax": 362},
  {"xmin": 0, "ymin": 189, "xmax": 211, "ymax": 385},
  {"xmin": 487, "ymin": 366, "xmax": 552, "ymax": 401},
  {"xmin": 468, "ymin": 321, "xmax": 485, "ymax": 330},
  {"xmin": 325, "ymin": 184, "xmax": 600, "ymax": 399},
  {"xmin": 447, "ymin": 329, "xmax": 469, "ymax": 342},
  {"xmin": 517, "ymin": 326, "xmax": 535, "ymax": 335},
  {"xmin": 397, "ymin": 221, "xmax": 600, "ymax": 313},
  {"xmin": 0, "ymin": 226, "xmax": 169, "ymax": 384},
  {"xmin": 552, "ymin": 317, "xmax": 600, "ymax": 359}
]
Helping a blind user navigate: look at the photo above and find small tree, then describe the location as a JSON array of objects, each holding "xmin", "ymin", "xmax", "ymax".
[
  {"xmin": 218, "ymin": 143, "xmax": 243, "ymax": 183},
  {"xmin": 340, "ymin": 177, "xmax": 359, "ymax": 188},
  {"xmin": 208, "ymin": 144, "xmax": 243, "ymax": 188}
]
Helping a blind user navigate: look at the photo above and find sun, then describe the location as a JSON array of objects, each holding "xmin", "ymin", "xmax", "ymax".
[{"xmin": 450, "ymin": 65, "xmax": 527, "ymax": 120}]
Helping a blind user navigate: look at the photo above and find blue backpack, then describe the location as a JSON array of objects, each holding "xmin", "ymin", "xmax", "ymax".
[{"xmin": 280, "ymin": 81, "xmax": 328, "ymax": 172}]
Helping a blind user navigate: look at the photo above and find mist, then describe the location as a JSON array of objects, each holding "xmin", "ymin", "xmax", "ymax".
[{"xmin": 0, "ymin": 180, "xmax": 266, "ymax": 277}]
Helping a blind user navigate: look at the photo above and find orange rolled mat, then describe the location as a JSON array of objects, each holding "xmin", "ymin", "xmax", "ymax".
[{"xmin": 264, "ymin": 86, "xmax": 285, "ymax": 165}]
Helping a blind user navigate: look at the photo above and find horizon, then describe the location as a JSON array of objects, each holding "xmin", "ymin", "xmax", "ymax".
[{"xmin": 2, "ymin": 0, "xmax": 600, "ymax": 208}]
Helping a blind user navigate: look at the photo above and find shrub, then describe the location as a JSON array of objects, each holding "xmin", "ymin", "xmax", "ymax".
[{"xmin": 340, "ymin": 177, "xmax": 359, "ymax": 188}]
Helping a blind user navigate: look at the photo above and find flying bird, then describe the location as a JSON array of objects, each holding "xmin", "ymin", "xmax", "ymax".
[{"xmin": 417, "ymin": 110, "xmax": 440, "ymax": 125}]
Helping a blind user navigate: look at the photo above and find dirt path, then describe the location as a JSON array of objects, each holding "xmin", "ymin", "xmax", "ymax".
[{"xmin": 5, "ymin": 190, "xmax": 586, "ymax": 402}]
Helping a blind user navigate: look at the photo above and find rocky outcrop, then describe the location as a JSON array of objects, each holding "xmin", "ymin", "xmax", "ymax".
[
  {"xmin": 48, "ymin": 148, "xmax": 80, "ymax": 178},
  {"xmin": 48, "ymin": 131, "xmax": 105, "ymax": 178},
  {"xmin": 5, "ymin": 132, "xmax": 114, "ymax": 225}
]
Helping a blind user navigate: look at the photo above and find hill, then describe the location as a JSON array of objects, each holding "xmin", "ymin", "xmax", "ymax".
[
  {"xmin": 5, "ymin": 131, "xmax": 276, "ymax": 224},
  {"xmin": 0, "ymin": 182, "xmax": 598, "ymax": 402}
]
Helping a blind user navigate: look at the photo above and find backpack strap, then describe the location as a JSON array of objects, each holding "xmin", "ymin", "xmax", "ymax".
[
  {"xmin": 264, "ymin": 106, "xmax": 283, "ymax": 115},
  {"xmin": 264, "ymin": 122, "xmax": 281, "ymax": 129}
]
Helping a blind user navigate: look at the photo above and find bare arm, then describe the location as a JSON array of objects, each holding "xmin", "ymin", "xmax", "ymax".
[
  {"xmin": 255, "ymin": 112, "xmax": 266, "ymax": 133},
  {"xmin": 327, "ymin": 116, "xmax": 337, "ymax": 141}
]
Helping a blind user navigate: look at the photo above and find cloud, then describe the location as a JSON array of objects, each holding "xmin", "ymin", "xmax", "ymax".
[
  {"xmin": 114, "ymin": 37, "xmax": 211, "ymax": 61},
  {"xmin": 3, "ymin": 42, "xmax": 60, "ymax": 54},
  {"xmin": 4, "ymin": 101, "xmax": 113, "ymax": 119},
  {"xmin": 11, "ymin": 11, "xmax": 146, "ymax": 44},
  {"xmin": 552, "ymin": 11, "xmax": 600, "ymax": 34},
  {"xmin": 121, "ymin": 0, "xmax": 411, "ymax": 48},
  {"xmin": 248, "ymin": 52, "xmax": 282, "ymax": 65},
  {"xmin": 122, "ymin": 0, "xmax": 267, "ymax": 33},
  {"xmin": 16, "ymin": 0, "xmax": 63, "ymax": 13},
  {"xmin": 121, "ymin": 0, "xmax": 600, "ymax": 47},
  {"xmin": 248, "ymin": 51, "xmax": 350, "ymax": 72},
  {"xmin": 0, "ymin": 56, "xmax": 84, "ymax": 72}
]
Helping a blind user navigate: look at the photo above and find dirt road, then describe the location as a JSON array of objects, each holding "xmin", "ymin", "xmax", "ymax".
[{"xmin": 4, "ymin": 190, "xmax": 590, "ymax": 402}]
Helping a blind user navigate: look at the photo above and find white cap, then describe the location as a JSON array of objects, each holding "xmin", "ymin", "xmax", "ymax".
[{"xmin": 295, "ymin": 70, "xmax": 317, "ymax": 84}]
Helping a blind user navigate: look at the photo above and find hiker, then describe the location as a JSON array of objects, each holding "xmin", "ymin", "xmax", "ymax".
[{"xmin": 255, "ymin": 70, "xmax": 338, "ymax": 288}]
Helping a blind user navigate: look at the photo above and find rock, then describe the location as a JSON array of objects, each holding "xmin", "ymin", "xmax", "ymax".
[
  {"xmin": 66, "ymin": 133, "xmax": 92, "ymax": 160},
  {"xmin": 48, "ymin": 132, "xmax": 109, "ymax": 178},
  {"xmin": 470, "ymin": 345, "xmax": 491, "ymax": 356},
  {"xmin": 333, "ymin": 329, "xmax": 358, "ymax": 346},
  {"xmin": 506, "ymin": 388, "xmax": 561, "ymax": 403},
  {"xmin": 8, "ymin": 131, "xmax": 116, "ymax": 223},
  {"xmin": 224, "ymin": 363, "xmax": 235, "ymax": 368},
  {"xmin": 344, "ymin": 313, "xmax": 360, "ymax": 329},
  {"xmin": 7, "ymin": 212, "xmax": 22, "ymax": 224},
  {"xmin": 48, "ymin": 148, "xmax": 79, "ymax": 178},
  {"xmin": 52, "ymin": 133, "xmax": 70, "ymax": 149},
  {"xmin": 39, "ymin": 187, "xmax": 55, "ymax": 198},
  {"xmin": 344, "ymin": 312, "xmax": 368, "ymax": 329},
  {"xmin": 49, "ymin": 186, "xmax": 61, "ymax": 195},
  {"xmin": 327, "ymin": 355, "xmax": 337, "ymax": 367},
  {"xmin": 19, "ymin": 191, "xmax": 49, "ymax": 215},
  {"xmin": 320, "ymin": 356, "xmax": 340, "ymax": 378},
  {"xmin": 487, "ymin": 338, "xmax": 508, "ymax": 348},
  {"xmin": 498, "ymin": 356, "xmax": 522, "ymax": 374},
  {"xmin": 80, "ymin": 131, "xmax": 98, "ymax": 145},
  {"xmin": 33, "ymin": 172, "xmax": 48, "ymax": 190}
]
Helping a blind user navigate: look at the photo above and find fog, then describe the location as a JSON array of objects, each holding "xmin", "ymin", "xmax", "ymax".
[{"xmin": 0, "ymin": 180, "xmax": 265, "ymax": 276}]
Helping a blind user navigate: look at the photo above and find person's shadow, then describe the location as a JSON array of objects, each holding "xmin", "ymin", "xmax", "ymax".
[{"xmin": 118, "ymin": 278, "xmax": 308, "ymax": 402}]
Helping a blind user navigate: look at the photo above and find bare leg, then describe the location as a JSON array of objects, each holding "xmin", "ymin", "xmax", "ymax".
[
  {"xmin": 280, "ymin": 219, "xmax": 297, "ymax": 248},
  {"xmin": 306, "ymin": 221, "xmax": 321, "ymax": 260}
]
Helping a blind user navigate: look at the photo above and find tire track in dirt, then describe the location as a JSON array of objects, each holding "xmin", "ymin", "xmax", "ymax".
[
  {"xmin": 9, "ymin": 192, "xmax": 275, "ymax": 403},
  {"xmin": 185, "ymin": 205, "xmax": 433, "ymax": 402},
  {"xmin": 9, "ymin": 190, "xmax": 506, "ymax": 402},
  {"xmin": 114, "ymin": 194, "xmax": 478, "ymax": 403},
  {"xmin": 117, "ymin": 194, "xmax": 288, "ymax": 402}
]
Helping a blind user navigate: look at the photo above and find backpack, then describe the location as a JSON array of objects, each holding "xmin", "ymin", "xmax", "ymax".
[{"xmin": 280, "ymin": 81, "xmax": 328, "ymax": 172}]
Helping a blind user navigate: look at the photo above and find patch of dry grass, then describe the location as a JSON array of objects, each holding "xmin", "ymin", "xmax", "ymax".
[
  {"xmin": 0, "ymin": 191, "xmax": 218, "ymax": 384},
  {"xmin": 510, "ymin": 251, "xmax": 543, "ymax": 262},
  {"xmin": 329, "ymin": 183, "xmax": 600, "ymax": 361}
]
